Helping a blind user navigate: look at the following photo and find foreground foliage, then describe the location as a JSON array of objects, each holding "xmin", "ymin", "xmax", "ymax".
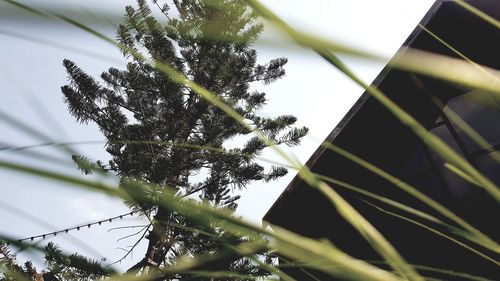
[
  {"xmin": 0, "ymin": 0, "xmax": 498, "ymax": 281},
  {"xmin": 59, "ymin": 0, "xmax": 306, "ymax": 279}
]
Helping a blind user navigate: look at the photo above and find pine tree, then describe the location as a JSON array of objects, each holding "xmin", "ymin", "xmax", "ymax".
[
  {"xmin": 0, "ymin": 242, "xmax": 109, "ymax": 281},
  {"xmin": 61, "ymin": 0, "xmax": 307, "ymax": 278},
  {"xmin": 0, "ymin": 241, "xmax": 30, "ymax": 281},
  {"xmin": 43, "ymin": 243, "xmax": 111, "ymax": 280}
]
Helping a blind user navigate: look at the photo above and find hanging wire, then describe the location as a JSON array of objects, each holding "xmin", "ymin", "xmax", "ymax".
[{"xmin": 6, "ymin": 211, "xmax": 138, "ymax": 246}]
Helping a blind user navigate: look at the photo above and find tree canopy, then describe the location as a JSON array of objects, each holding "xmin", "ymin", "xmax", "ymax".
[{"xmin": 40, "ymin": 0, "xmax": 307, "ymax": 279}]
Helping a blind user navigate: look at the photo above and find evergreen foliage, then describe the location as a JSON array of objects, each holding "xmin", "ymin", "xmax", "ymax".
[
  {"xmin": 0, "ymin": 241, "xmax": 31, "ymax": 281},
  {"xmin": 59, "ymin": 0, "xmax": 307, "ymax": 278},
  {"xmin": 0, "ymin": 242, "xmax": 108, "ymax": 281},
  {"xmin": 43, "ymin": 243, "xmax": 111, "ymax": 280}
]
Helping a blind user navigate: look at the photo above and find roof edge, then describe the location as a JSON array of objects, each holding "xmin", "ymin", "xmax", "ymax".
[{"xmin": 262, "ymin": 0, "xmax": 447, "ymax": 223}]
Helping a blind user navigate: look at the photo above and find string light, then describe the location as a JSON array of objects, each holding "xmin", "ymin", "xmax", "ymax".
[{"xmin": 7, "ymin": 211, "xmax": 137, "ymax": 246}]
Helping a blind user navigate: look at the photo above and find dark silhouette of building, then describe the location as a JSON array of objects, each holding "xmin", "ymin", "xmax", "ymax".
[{"xmin": 263, "ymin": 0, "xmax": 500, "ymax": 279}]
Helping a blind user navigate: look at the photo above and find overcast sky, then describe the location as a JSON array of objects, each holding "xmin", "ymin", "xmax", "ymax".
[{"xmin": 0, "ymin": 0, "xmax": 435, "ymax": 272}]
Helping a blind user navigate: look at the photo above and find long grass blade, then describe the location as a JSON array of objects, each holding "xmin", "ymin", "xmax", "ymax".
[
  {"xmin": 1, "ymin": 1, "xmax": 429, "ymax": 279},
  {"xmin": 3, "ymin": 1, "xmax": 498, "ymax": 280},
  {"xmin": 362, "ymin": 200, "xmax": 500, "ymax": 267},
  {"xmin": 452, "ymin": 0, "xmax": 500, "ymax": 29},
  {"xmin": 320, "ymin": 142, "xmax": 499, "ymax": 252},
  {"xmin": 245, "ymin": 0, "xmax": 500, "ymax": 203},
  {"xmin": 0, "ymin": 157, "xmax": 404, "ymax": 281}
]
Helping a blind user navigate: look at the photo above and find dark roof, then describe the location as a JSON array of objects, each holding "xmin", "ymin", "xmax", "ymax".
[{"xmin": 263, "ymin": 0, "xmax": 500, "ymax": 224}]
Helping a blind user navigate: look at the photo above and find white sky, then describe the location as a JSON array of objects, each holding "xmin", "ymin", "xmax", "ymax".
[{"xmin": 0, "ymin": 0, "xmax": 435, "ymax": 272}]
